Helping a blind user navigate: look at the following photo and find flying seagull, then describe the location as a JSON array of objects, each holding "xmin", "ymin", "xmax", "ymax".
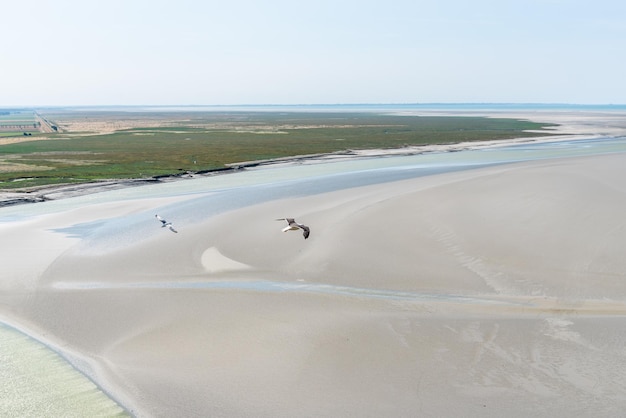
[
  {"xmin": 276, "ymin": 218, "xmax": 310, "ymax": 239},
  {"xmin": 155, "ymin": 214, "xmax": 178, "ymax": 233}
]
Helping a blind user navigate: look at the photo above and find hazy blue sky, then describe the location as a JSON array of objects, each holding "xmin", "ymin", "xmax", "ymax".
[{"xmin": 2, "ymin": 0, "xmax": 625, "ymax": 106}]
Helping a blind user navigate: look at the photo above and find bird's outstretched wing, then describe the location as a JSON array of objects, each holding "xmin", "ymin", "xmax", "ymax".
[
  {"xmin": 156, "ymin": 214, "xmax": 178, "ymax": 232},
  {"xmin": 276, "ymin": 217, "xmax": 309, "ymax": 239}
]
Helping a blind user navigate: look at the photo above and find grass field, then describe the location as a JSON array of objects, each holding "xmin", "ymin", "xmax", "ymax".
[
  {"xmin": 0, "ymin": 110, "xmax": 558, "ymax": 190},
  {"xmin": 0, "ymin": 110, "xmax": 40, "ymax": 138}
]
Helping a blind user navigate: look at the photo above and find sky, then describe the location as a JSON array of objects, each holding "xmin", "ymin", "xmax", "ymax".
[{"xmin": 2, "ymin": 0, "xmax": 625, "ymax": 106}]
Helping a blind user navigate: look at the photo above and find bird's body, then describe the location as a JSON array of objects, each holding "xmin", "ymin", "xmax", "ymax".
[
  {"xmin": 276, "ymin": 218, "xmax": 310, "ymax": 239},
  {"xmin": 155, "ymin": 214, "xmax": 178, "ymax": 233}
]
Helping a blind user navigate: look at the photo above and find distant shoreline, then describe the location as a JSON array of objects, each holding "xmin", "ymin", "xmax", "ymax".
[
  {"xmin": 0, "ymin": 132, "xmax": 586, "ymax": 207},
  {"xmin": 3, "ymin": 106, "xmax": 626, "ymax": 207},
  {"xmin": 4, "ymin": 103, "xmax": 626, "ymax": 112}
]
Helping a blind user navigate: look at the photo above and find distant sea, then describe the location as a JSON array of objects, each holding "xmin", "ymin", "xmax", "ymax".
[{"xmin": 34, "ymin": 103, "xmax": 626, "ymax": 113}]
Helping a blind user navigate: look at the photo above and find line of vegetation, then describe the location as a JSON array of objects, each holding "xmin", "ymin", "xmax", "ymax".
[{"xmin": 0, "ymin": 111, "xmax": 559, "ymax": 190}]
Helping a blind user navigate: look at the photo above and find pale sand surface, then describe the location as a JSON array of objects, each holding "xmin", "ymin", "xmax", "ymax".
[
  {"xmin": 401, "ymin": 109, "xmax": 626, "ymax": 137},
  {"xmin": 2, "ymin": 110, "xmax": 626, "ymax": 416},
  {"xmin": 1, "ymin": 150, "xmax": 626, "ymax": 416}
]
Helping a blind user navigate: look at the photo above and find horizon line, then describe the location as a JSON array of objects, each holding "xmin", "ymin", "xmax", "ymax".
[{"xmin": 3, "ymin": 102, "xmax": 626, "ymax": 110}]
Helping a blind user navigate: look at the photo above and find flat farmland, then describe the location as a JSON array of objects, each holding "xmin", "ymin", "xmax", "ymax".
[
  {"xmin": 0, "ymin": 109, "xmax": 558, "ymax": 190},
  {"xmin": 0, "ymin": 110, "xmax": 41, "ymax": 137}
]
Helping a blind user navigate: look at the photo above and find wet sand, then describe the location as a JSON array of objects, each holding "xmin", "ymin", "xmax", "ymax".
[{"xmin": 2, "ymin": 111, "xmax": 626, "ymax": 416}]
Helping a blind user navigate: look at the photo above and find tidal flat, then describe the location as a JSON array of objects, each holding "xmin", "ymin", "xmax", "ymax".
[{"xmin": 2, "ymin": 106, "xmax": 626, "ymax": 417}]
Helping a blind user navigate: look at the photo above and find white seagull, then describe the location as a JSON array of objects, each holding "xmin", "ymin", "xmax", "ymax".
[
  {"xmin": 276, "ymin": 218, "xmax": 310, "ymax": 239},
  {"xmin": 155, "ymin": 214, "xmax": 178, "ymax": 233}
]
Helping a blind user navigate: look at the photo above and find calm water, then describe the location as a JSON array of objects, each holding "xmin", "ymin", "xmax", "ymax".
[
  {"xmin": 1, "ymin": 134, "xmax": 626, "ymax": 415},
  {"xmin": 0, "ymin": 323, "xmax": 129, "ymax": 417},
  {"xmin": 70, "ymin": 103, "xmax": 626, "ymax": 112},
  {"xmin": 53, "ymin": 279, "xmax": 531, "ymax": 308}
]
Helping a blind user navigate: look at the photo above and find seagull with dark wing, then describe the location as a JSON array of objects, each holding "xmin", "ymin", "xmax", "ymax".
[
  {"xmin": 155, "ymin": 214, "xmax": 178, "ymax": 233},
  {"xmin": 276, "ymin": 217, "xmax": 310, "ymax": 239}
]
